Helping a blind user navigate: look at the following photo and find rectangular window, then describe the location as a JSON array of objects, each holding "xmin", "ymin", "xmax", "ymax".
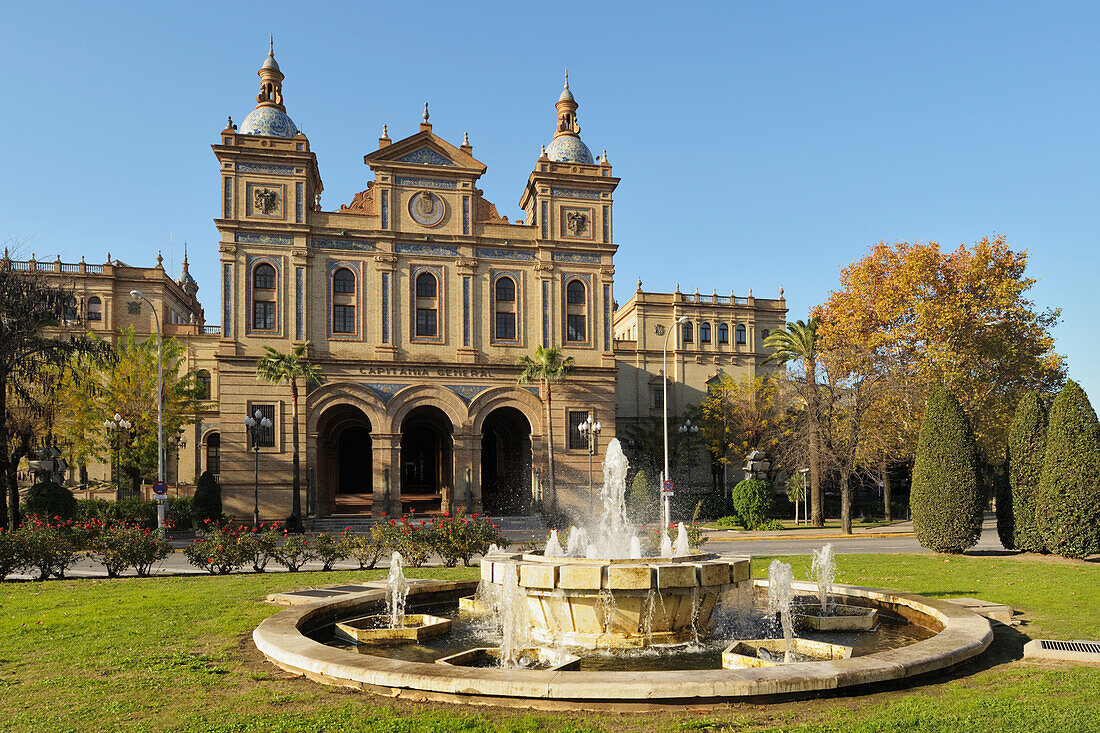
[
  {"xmin": 682, "ymin": 321, "xmax": 694, "ymax": 343},
  {"xmin": 333, "ymin": 304, "xmax": 355, "ymax": 333},
  {"xmin": 252, "ymin": 404, "xmax": 276, "ymax": 447},
  {"xmin": 253, "ymin": 301, "xmax": 276, "ymax": 330},
  {"xmin": 495, "ymin": 311, "xmax": 516, "ymax": 340},
  {"xmin": 416, "ymin": 308, "xmax": 437, "ymax": 337},
  {"xmin": 567, "ymin": 410, "xmax": 589, "ymax": 450},
  {"xmin": 566, "ymin": 314, "xmax": 586, "ymax": 342},
  {"xmin": 652, "ymin": 387, "xmax": 662, "ymax": 409}
]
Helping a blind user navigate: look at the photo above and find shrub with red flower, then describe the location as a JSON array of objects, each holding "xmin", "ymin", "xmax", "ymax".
[
  {"xmin": 183, "ymin": 524, "xmax": 246, "ymax": 574},
  {"xmin": 428, "ymin": 513, "xmax": 507, "ymax": 567}
]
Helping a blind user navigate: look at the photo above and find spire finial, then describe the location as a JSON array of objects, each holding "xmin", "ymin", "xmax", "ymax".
[
  {"xmin": 156, "ymin": 251, "xmax": 163, "ymax": 268},
  {"xmin": 423, "ymin": 102, "xmax": 429, "ymax": 123},
  {"xmin": 564, "ymin": 68, "xmax": 569, "ymax": 89},
  {"xmin": 463, "ymin": 131, "xmax": 469, "ymax": 145},
  {"xmin": 183, "ymin": 242, "xmax": 189, "ymax": 265},
  {"xmin": 269, "ymin": 34, "xmax": 274, "ymax": 55},
  {"xmin": 636, "ymin": 277, "xmax": 642, "ymax": 291},
  {"xmin": 382, "ymin": 123, "xmax": 388, "ymax": 137}
]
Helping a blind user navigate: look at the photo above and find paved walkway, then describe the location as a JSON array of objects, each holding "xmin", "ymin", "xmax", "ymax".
[{"xmin": 5, "ymin": 515, "xmax": 1008, "ymax": 581}]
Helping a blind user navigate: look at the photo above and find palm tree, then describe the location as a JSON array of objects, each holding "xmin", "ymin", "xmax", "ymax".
[
  {"xmin": 518, "ymin": 345, "xmax": 575, "ymax": 510},
  {"xmin": 764, "ymin": 318, "xmax": 824, "ymax": 526},
  {"xmin": 256, "ymin": 343, "xmax": 323, "ymax": 531}
]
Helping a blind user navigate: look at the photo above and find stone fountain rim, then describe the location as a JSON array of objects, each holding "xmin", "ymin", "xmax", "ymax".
[
  {"xmin": 253, "ymin": 576, "xmax": 993, "ymax": 703},
  {"xmin": 516, "ymin": 551, "xmax": 714, "ymax": 565}
]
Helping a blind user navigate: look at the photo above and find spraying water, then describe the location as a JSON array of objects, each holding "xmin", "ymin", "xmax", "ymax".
[
  {"xmin": 629, "ymin": 536, "xmax": 642, "ymax": 559},
  {"xmin": 387, "ymin": 552, "xmax": 410, "ymax": 629},
  {"xmin": 659, "ymin": 528, "xmax": 673, "ymax": 558},
  {"xmin": 587, "ymin": 439, "xmax": 634, "ymax": 558},
  {"xmin": 564, "ymin": 526, "xmax": 588, "ymax": 557},
  {"xmin": 499, "ymin": 562, "xmax": 529, "ymax": 668},
  {"xmin": 672, "ymin": 522, "xmax": 691, "ymax": 556},
  {"xmin": 811, "ymin": 543, "xmax": 836, "ymax": 615},
  {"xmin": 767, "ymin": 559, "xmax": 795, "ymax": 663},
  {"xmin": 544, "ymin": 530, "xmax": 564, "ymax": 558}
]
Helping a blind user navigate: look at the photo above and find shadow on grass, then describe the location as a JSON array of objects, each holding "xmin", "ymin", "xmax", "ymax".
[{"xmin": 963, "ymin": 550, "xmax": 1021, "ymax": 557}]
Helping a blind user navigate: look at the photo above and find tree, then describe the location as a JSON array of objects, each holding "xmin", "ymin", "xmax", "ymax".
[
  {"xmin": 1036, "ymin": 381, "xmax": 1100, "ymax": 559},
  {"xmin": 1008, "ymin": 391, "xmax": 1047, "ymax": 553},
  {"xmin": 60, "ymin": 328, "xmax": 200, "ymax": 494},
  {"xmin": 256, "ymin": 343, "xmax": 324, "ymax": 532},
  {"xmin": 818, "ymin": 236, "xmax": 1065, "ymax": 462},
  {"xmin": 518, "ymin": 345, "xmax": 575, "ymax": 511},
  {"xmin": 0, "ymin": 262, "xmax": 94, "ymax": 529},
  {"xmin": 627, "ymin": 469, "xmax": 655, "ymax": 521},
  {"xmin": 699, "ymin": 373, "xmax": 792, "ymax": 478},
  {"xmin": 193, "ymin": 470, "xmax": 222, "ymax": 524},
  {"xmin": 910, "ymin": 387, "xmax": 983, "ymax": 553},
  {"xmin": 764, "ymin": 318, "xmax": 824, "ymax": 526}
]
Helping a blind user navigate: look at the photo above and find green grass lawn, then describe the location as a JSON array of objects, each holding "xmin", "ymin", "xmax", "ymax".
[{"xmin": 0, "ymin": 555, "xmax": 1097, "ymax": 732}]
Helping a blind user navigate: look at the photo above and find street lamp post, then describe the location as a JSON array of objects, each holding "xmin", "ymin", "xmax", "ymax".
[
  {"xmin": 245, "ymin": 409, "xmax": 272, "ymax": 528},
  {"xmin": 577, "ymin": 412, "xmax": 602, "ymax": 502},
  {"xmin": 129, "ymin": 290, "xmax": 165, "ymax": 533},
  {"xmin": 103, "ymin": 413, "xmax": 131, "ymax": 502},
  {"xmin": 661, "ymin": 315, "xmax": 689, "ymax": 528}
]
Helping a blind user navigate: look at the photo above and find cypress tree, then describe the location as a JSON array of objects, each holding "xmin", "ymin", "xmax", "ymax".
[
  {"xmin": 1037, "ymin": 381, "xmax": 1100, "ymax": 559},
  {"xmin": 911, "ymin": 386, "xmax": 983, "ymax": 553},
  {"xmin": 1008, "ymin": 391, "xmax": 1047, "ymax": 553},
  {"xmin": 193, "ymin": 470, "xmax": 222, "ymax": 525}
]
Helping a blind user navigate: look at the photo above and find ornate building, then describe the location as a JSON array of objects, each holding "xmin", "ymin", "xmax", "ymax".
[{"xmin": 15, "ymin": 46, "xmax": 786, "ymax": 520}]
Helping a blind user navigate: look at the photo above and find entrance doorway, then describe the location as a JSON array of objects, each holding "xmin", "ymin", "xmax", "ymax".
[
  {"xmin": 481, "ymin": 407, "xmax": 532, "ymax": 515},
  {"xmin": 400, "ymin": 406, "xmax": 453, "ymax": 514},
  {"xmin": 317, "ymin": 405, "xmax": 373, "ymax": 514}
]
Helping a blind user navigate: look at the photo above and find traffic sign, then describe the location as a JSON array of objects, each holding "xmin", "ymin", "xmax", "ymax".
[
  {"xmin": 152, "ymin": 480, "xmax": 168, "ymax": 495},
  {"xmin": 661, "ymin": 480, "xmax": 674, "ymax": 497}
]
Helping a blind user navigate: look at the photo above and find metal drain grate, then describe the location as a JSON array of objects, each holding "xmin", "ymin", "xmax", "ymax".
[{"xmin": 1040, "ymin": 640, "xmax": 1100, "ymax": 654}]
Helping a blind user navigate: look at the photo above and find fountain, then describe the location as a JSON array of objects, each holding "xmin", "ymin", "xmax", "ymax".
[
  {"xmin": 477, "ymin": 439, "xmax": 752, "ymax": 649},
  {"xmin": 797, "ymin": 544, "xmax": 879, "ymax": 631},
  {"xmin": 255, "ymin": 439, "xmax": 995, "ymax": 703},
  {"xmin": 335, "ymin": 552, "xmax": 452, "ymax": 644}
]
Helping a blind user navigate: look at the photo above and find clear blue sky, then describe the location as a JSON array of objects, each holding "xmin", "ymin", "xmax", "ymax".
[{"xmin": 2, "ymin": 1, "xmax": 1096, "ymax": 399}]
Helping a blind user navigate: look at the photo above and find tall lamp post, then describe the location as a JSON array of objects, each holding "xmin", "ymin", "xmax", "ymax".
[
  {"xmin": 661, "ymin": 315, "xmax": 690, "ymax": 527},
  {"xmin": 129, "ymin": 290, "xmax": 164, "ymax": 533},
  {"xmin": 245, "ymin": 409, "xmax": 272, "ymax": 528},
  {"xmin": 577, "ymin": 412, "xmax": 602, "ymax": 502},
  {"xmin": 103, "ymin": 413, "xmax": 131, "ymax": 502}
]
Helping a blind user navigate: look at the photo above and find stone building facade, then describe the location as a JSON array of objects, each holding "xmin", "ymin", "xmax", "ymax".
[{"xmin": 15, "ymin": 47, "xmax": 786, "ymax": 520}]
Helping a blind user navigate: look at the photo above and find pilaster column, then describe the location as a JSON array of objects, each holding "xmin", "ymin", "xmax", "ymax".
[
  {"xmin": 371, "ymin": 432, "xmax": 399, "ymax": 518},
  {"xmin": 453, "ymin": 432, "xmax": 482, "ymax": 514}
]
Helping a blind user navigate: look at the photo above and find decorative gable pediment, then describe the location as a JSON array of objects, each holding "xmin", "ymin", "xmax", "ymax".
[{"xmin": 397, "ymin": 147, "xmax": 456, "ymax": 166}]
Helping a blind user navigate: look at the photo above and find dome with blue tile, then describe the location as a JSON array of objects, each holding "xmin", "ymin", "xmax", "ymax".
[
  {"xmin": 240, "ymin": 106, "xmax": 299, "ymax": 138},
  {"xmin": 545, "ymin": 135, "xmax": 594, "ymax": 164}
]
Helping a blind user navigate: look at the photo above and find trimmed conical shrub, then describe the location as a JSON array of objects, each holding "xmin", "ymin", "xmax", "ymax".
[
  {"xmin": 193, "ymin": 470, "xmax": 222, "ymax": 525},
  {"xmin": 1037, "ymin": 381, "xmax": 1100, "ymax": 559},
  {"xmin": 1008, "ymin": 391, "xmax": 1047, "ymax": 553},
  {"xmin": 911, "ymin": 387, "xmax": 983, "ymax": 553}
]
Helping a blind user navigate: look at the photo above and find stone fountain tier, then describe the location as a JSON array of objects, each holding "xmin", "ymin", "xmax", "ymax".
[
  {"xmin": 796, "ymin": 603, "xmax": 879, "ymax": 631},
  {"xmin": 722, "ymin": 638, "xmax": 854, "ymax": 668},
  {"xmin": 334, "ymin": 613, "xmax": 452, "ymax": 644},
  {"xmin": 481, "ymin": 551, "xmax": 752, "ymax": 649}
]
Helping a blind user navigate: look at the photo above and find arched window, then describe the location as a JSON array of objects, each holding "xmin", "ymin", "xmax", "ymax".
[
  {"xmin": 565, "ymin": 279, "xmax": 587, "ymax": 342},
  {"xmin": 415, "ymin": 272, "xmax": 438, "ymax": 337},
  {"xmin": 494, "ymin": 276, "xmax": 517, "ymax": 341},
  {"xmin": 495, "ymin": 276, "xmax": 516, "ymax": 302},
  {"xmin": 205, "ymin": 433, "xmax": 221, "ymax": 480},
  {"xmin": 87, "ymin": 296, "xmax": 102, "ymax": 321},
  {"xmin": 252, "ymin": 263, "xmax": 277, "ymax": 330},
  {"xmin": 717, "ymin": 323, "xmax": 729, "ymax": 344},
  {"xmin": 735, "ymin": 324, "xmax": 746, "ymax": 344},
  {"xmin": 195, "ymin": 370, "xmax": 211, "ymax": 400},
  {"xmin": 700, "ymin": 322, "xmax": 711, "ymax": 343},
  {"xmin": 761, "ymin": 328, "xmax": 770, "ymax": 342},
  {"xmin": 416, "ymin": 272, "xmax": 437, "ymax": 298},
  {"xmin": 333, "ymin": 268, "xmax": 355, "ymax": 294},
  {"xmin": 682, "ymin": 321, "xmax": 694, "ymax": 344},
  {"xmin": 331, "ymin": 268, "xmax": 356, "ymax": 334},
  {"xmin": 253, "ymin": 263, "xmax": 276, "ymax": 290}
]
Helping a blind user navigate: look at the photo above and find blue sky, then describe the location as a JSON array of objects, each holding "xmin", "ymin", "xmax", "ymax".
[{"xmin": 2, "ymin": 1, "xmax": 1097, "ymax": 399}]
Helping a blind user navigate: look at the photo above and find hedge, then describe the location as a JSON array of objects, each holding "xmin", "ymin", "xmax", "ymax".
[
  {"xmin": 1036, "ymin": 380, "xmax": 1100, "ymax": 559},
  {"xmin": 1008, "ymin": 391, "xmax": 1048, "ymax": 553},
  {"xmin": 911, "ymin": 386, "xmax": 983, "ymax": 553}
]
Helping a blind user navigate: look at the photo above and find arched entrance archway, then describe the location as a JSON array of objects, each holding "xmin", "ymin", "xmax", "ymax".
[
  {"xmin": 316, "ymin": 405, "xmax": 373, "ymax": 515},
  {"xmin": 481, "ymin": 407, "xmax": 532, "ymax": 515},
  {"xmin": 400, "ymin": 406, "xmax": 453, "ymax": 515}
]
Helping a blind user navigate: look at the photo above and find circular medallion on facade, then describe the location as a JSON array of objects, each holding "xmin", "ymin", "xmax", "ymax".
[{"xmin": 408, "ymin": 190, "xmax": 446, "ymax": 227}]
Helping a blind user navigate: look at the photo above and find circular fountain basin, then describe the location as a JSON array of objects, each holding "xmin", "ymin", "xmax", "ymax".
[
  {"xmin": 722, "ymin": 638, "xmax": 853, "ymax": 668},
  {"xmin": 436, "ymin": 646, "xmax": 582, "ymax": 671},
  {"xmin": 797, "ymin": 604, "xmax": 879, "ymax": 632},
  {"xmin": 481, "ymin": 551, "xmax": 752, "ymax": 649},
  {"xmin": 253, "ymin": 576, "xmax": 993, "ymax": 705}
]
